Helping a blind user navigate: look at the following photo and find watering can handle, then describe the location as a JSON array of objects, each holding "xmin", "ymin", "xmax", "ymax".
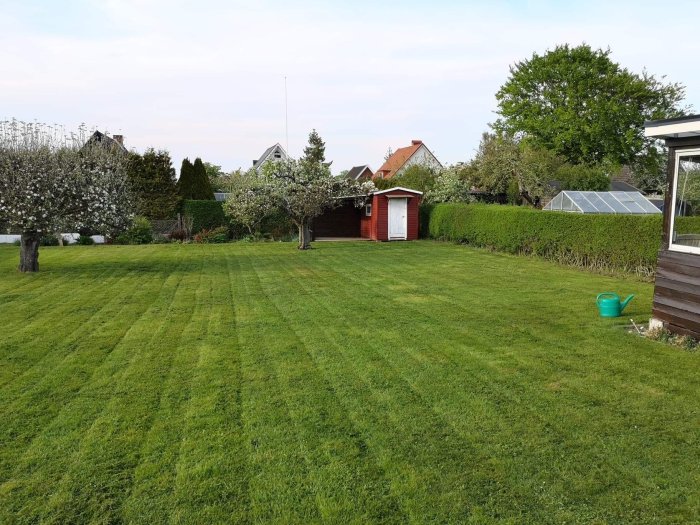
[{"xmin": 596, "ymin": 292, "xmax": 619, "ymax": 305}]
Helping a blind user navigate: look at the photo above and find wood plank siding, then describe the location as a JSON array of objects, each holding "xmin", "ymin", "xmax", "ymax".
[{"xmin": 653, "ymin": 250, "xmax": 700, "ymax": 337}]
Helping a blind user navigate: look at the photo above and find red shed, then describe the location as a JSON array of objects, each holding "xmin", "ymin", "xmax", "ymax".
[
  {"xmin": 312, "ymin": 187, "xmax": 423, "ymax": 241},
  {"xmin": 361, "ymin": 187, "xmax": 422, "ymax": 241}
]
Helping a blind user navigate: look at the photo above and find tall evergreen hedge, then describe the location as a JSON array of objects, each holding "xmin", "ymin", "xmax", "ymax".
[
  {"xmin": 182, "ymin": 200, "xmax": 227, "ymax": 234},
  {"xmin": 427, "ymin": 203, "xmax": 700, "ymax": 276}
]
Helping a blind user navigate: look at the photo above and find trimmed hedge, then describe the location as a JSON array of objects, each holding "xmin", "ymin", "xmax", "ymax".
[
  {"xmin": 182, "ymin": 200, "xmax": 227, "ymax": 234},
  {"xmin": 427, "ymin": 203, "xmax": 700, "ymax": 276}
]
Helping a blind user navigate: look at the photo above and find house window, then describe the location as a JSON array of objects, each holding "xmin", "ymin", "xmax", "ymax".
[
  {"xmin": 670, "ymin": 149, "xmax": 700, "ymax": 255},
  {"xmin": 274, "ymin": 153, "xmax": 281, "ymax": 159},
  {"xmin": 365, "ymin": 203, "xmax": 372, "ymax": 216}
]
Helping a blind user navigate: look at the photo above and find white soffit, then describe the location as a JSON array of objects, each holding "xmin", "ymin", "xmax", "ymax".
[{"xmin": 645, "ymin": 118, "xmax": 700, "ymax": 138}]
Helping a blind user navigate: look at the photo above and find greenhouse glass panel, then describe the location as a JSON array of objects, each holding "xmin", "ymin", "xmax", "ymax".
[
  {"xmin": 583, "ymin": 192, "xmax": 615, "ymax": 213},
  {"xmin": 568, "ymin": 192, "xmax": 598, "ymax": 213},
  {"xmin": 611, "ymin": 192, "xmax": 645, "ymax": 213},
  {"xmin": 598, "ymin": 193, "xmax": 630, "ymax": 213}
]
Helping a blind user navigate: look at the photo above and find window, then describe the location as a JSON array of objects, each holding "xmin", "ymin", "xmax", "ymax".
[
  {"xmin": 670, "ymin": 149, "xmax": 700, "ymax": 254},
  {"xmin": 365, "ymin": 203, "xmax": 372, "ymax": 216}
]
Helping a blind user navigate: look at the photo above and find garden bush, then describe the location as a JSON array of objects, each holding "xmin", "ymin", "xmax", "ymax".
[
  {"xmin": 182, "ymin": 200, "xmax": 227, "ymax": 234},
  {"xmin": 427, "ymin": 203, "xmax": 686, "ymax": 276},
  {"xmin": 76, "ymin": 235, "xmax": 95, "ymax": 245},
  {"xmin": 115, "ymin": 216, "xmax": 154, "ymax": 245},
  {"xmin": 194, "ymin": 226, "xmax": 229, "ymax": 244},
  {"xmin": 40, "ymin": 235, "xmax": 60, "ymax": 246}
]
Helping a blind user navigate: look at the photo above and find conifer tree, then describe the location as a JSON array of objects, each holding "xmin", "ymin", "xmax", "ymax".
[
  {"xmin": 127, "ymin": 149, "xmax": 179, "ymax": 218},
  {"xmin": 178, "ymin": 158, "xmax": 195, "ymax": 200},
  {"xmin": 192, "ymin": 157, "xmax": 215, "ymax": 200},
  {"xmin": 303, "ymin": 129, "xmax": 326, "ymax": 164}
]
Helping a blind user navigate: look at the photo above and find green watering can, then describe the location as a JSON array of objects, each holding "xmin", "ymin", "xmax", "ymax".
[{"xmin": 596, "ymin": 292, "xmax": 634, "ymax": 318}]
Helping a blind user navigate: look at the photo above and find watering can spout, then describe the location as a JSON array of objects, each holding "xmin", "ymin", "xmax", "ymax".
[{"xmin": 620, "ymin": 295, "xmax": 635, "ymax": 313}]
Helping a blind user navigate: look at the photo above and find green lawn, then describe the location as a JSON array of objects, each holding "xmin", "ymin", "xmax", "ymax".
[{"xmin": 0, "ymin": 241, "xmax": 697, "ymax": 524}]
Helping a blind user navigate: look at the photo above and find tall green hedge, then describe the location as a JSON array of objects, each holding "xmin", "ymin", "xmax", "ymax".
[
  {"xmin": 182, "ymin": 200, "xmax": 227, "ymax": 234},
  {"xmin": 428, "ymin": 203, "xmax": 692, "ymax": 276}
]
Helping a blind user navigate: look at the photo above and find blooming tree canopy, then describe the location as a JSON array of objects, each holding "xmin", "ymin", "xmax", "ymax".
[{"xmin": 0, "ymin": 120, "xmax": 133, "ymax": 272}]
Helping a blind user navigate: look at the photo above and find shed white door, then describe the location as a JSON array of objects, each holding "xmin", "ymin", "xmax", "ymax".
[{"xmin": 388, "ymin": 198, "xmax": 408, "ymax": 239}]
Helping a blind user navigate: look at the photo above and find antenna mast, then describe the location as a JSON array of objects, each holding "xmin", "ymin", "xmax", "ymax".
[{"xmin": 284, "ymin": 76, "xmax": 289, "ymax": 154}]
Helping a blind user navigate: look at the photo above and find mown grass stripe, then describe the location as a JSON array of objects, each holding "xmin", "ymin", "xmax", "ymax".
[{"xmin": 0, "ymin": 256, "xmax": 192, "ymax": 522}]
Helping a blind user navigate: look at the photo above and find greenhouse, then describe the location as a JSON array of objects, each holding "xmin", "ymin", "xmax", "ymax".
[{"xmin": 543, "ymin": 191, "xmax": 661, "ymax": 214}]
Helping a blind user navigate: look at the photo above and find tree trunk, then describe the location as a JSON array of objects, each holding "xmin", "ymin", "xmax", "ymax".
[
  {"xmin": 298, "ymin": 221, "xmax": 312, "ymax": 250},
  {"xmin": 19, "ymin": 232, "xmax": 40, "ymax": 273}
]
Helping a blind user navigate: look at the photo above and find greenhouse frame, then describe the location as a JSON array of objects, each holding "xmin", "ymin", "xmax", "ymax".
[{"xmin": 543, "ymin": 191, "xmax": 662, "ymax": 214}]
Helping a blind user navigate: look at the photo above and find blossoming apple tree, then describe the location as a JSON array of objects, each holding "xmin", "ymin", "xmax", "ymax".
[{"xmin": 0, "ymin": 120, "xmax": 133, "ymax": 272}]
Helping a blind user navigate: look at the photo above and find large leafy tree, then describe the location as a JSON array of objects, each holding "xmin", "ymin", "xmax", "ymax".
[
  {"xmin": 495, "ymin": 44, "xmax": 687, "ymax": 187},
  {"xmin": 263, "ymin": 159, "xmax": 340, "ymax": 250},
  {"xmin": 0, "ymin": 120, "xmax": 133, "ymax": 272},
  {"xmin": 126, "ymin": 149, "xmax": 179, "ymax": 219},
  {"xmin": 223, "ymin": 169, "xmax": 276, "ymax": 235}
]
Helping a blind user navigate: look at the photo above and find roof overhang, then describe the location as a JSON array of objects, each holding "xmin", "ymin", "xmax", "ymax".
[
  {"xmin": 644, "ymin": 115, "xmax": 700, "ymax": 139},
  {"xmin": 372, "ymin": 186, "xmax": 423, "ymax": 196}
]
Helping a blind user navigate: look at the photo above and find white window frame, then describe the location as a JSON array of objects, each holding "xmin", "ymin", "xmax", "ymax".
[
  {"xmin": 365, "ymin": 203, "xmax": 372, "ymax": 216},
  {"xmin": 669, "ymin": 148, "xmax": 700, "ymax": 255}
]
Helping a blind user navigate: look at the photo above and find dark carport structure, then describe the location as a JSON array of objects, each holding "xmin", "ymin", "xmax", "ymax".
[{"xmin": 645, "ymin": 115, "xmax": 700, "ymax": 337}]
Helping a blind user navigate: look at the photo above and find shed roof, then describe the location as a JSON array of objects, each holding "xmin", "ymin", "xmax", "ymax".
[
  {"xmin": 645, "ymin": 114, "xmax": 700, "ymax": 139},
  {"xmin": 543, "ymin": 191, "xmax": 661, "ymax": 214}
]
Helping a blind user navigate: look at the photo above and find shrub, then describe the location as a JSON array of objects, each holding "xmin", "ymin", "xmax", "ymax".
[
  {"xmin": 182, "ymin": 200, "xmax": 227, "ymax": 234},
  {"xmin": 194, "ymin": 226, "xmax": 229, "ymax": 244},
  {"xmin": 115, "ymin": 216, "xmax": 153, "ymax": 245},
  {"xmin": 428, "ymin": 203, "xmax": 665, "ymax": 276},
  {"xmin": 76, "ymin": 235, "xmax": 95, "ymax": 245},
  {"xmin": 40, "ymin": 235, "xmax": 59, "ymax": 246},
  {"xmin": 170, "ymin": 228, "xmax": 187, "ymax": 242}
]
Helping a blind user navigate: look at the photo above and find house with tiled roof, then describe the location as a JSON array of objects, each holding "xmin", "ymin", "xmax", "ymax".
[
  {"xmin": 346, "ymin": 165, "xmax": 374, "ymax": 181},
  {"xmin": 375, "ymin": 140, "xmax": 442, "ymax": 179}
]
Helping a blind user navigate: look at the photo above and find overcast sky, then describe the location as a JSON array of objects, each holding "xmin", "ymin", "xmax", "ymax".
[{"xmin": 2, "ymin": 0, "xmax": 700, "ymax": 175}]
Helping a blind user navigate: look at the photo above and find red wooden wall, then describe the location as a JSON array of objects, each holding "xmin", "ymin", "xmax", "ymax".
[{"xmin": 360, "ymin": 189, "xmax": 421, "ymax": 241}]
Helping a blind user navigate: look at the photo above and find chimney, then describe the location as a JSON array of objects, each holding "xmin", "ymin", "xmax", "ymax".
[
  {"xmin": 411, "ymin": 139, "xmax": 423, "ymax": 145},
  {"xmin": 113, "ymin": 134, "xmax": 124, "ymax": 146}
]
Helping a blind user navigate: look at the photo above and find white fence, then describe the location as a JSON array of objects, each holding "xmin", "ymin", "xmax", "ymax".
[{"xmin": 0, "ymin": 234, "xmax": 105, "ymax": 244}]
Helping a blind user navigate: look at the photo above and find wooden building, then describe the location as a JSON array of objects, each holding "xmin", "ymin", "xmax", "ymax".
[
  {"xmin": 312, "ymin": 187, "xmax": 422, "ymax": 241},
  {"xmin": 645, "ymin": 116, "xmax": 700, "ymax": 337}
]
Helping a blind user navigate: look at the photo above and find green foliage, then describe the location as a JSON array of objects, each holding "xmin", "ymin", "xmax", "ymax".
[
  {"xmin": 302, "ymin": 129, "xmax": 326, "ymax": 164},
  {"xmin": 191, "ymin": 158, "xmax": 215, "ymax": 200},
  {"xmin": 182, "ymin": 200, "xmax": 227, "ymax": 234},
  {"xmin": 178, "ymin": 158, "xmax": 195, "ymax": 200},
  {"xmin": 76, "ymin": 235, "xmax": 95, "ymax": 245},
  {"xmin": 126, "ymin": 149, "xmax": 179, "ymax": 219},
  {"xmin": 372, "ymin": 164, "xmax": 437, "ymax": 194},
  {"xmin": 428, "ymin": 203, "xmax": 666, "ymax": 276},
  {"xmin": 495, "ymin": 44, "xmax": 686, "ymax": 169},
  {"xmin": 194, "ymin": 226, "xmax": 229, "ymax": 244},
  {"xmin": 426, "ymin": 166, "xmax": 474, "ymax": 204},
  {"xmin": 393, "ymin": 164, "xmax": 437, "ymax": 194},
  {"xmin": 557, "ymin": 163, "xmax": 611, "ymax": 191},
  {"xmin": 40, "ymin": 235, "xmax": 59, "ymax": 246},
  {"xmin": 471, "ymin": 133, "xmax": 563, "ymax": 205},
  {"xmin": 204, "ymin": 162, "xmax": 226, "ymax": 192},
  {"xmin": 115, "ymin": 216, "xmax": 153, "ymax": 245},
  {"xmin": 223, "ymin": 169, "xmax": 276, "ymax": 235}
]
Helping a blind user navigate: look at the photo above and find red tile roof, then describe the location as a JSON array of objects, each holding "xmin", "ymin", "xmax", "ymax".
[{"xmin": 375, "ymin": 140, "xmax": 424, "ymax": 179}]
